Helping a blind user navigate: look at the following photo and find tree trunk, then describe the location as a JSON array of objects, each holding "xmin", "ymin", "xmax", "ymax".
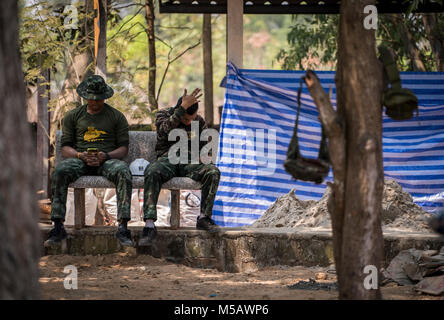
[
  {"xmin": 335, "ymin": 0, "xmax": 384, "ymax": 299},
  {"xmin": 423, "ymin": 13, "xmax": 444, "ymax": 71},
  {"xmin": 203, "ymin": 14, "xmax": 214, "ymax": 127},
  {"xmin": 145, "ymin": 0, "xmax": 157, "ymax": 110},
  {"xmin": 37, "ymin": 56, "xmax": 50, "ymax": 199},
  {"xmin": 0, "ymin": 0, "xmax": 40, "ymax": 299},
  {"xmin": 306, "ymin": 0, "xmax": 384, "ymax": 299},
  {"xmin": 95, "ymin": 0, "xmax": 108, "ymax": 79}
]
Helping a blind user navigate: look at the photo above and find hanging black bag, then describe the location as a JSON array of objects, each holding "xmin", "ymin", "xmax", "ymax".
[{"xmin": 284, "ymin": 77, "xmax": 330, "ymax": 184}]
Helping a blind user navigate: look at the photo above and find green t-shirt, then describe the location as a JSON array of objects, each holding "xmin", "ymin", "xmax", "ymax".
[{"xmin": 61, "ymin": 104, "xmax": 129, "ymax": 153}]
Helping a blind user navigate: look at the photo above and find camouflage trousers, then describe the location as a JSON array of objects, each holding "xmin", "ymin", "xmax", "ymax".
[
  {"xmin": 51, "ymin": 158, "xmax": 132, "ymax": 222},
  {"xmin": 143, "ymin": 156, "xmax": 220, "ymax": 221}
]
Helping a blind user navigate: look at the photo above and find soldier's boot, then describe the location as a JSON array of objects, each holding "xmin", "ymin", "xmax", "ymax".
[
  {"xmin": 45, "ymin": 224, "xmax": 67, "ymax": 247},
  {"xmin": 196, "ymin": 216, "xmax": 219, "ymax": 233},
  {"xmin": 115, "ymin": 224, "xmax": 134, "ymax": 247},
  {"xmin": 138, "ymin": 225, "xmax": 158, "ymax": 246}
]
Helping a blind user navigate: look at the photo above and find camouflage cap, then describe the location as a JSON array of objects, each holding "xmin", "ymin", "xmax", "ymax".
[{"xmin": 76, "ymin": 75, "xmax": 114, "ymax": 100}]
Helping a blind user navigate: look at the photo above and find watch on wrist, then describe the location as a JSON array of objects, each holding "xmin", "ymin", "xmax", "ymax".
[{"xmin": 105, "ymin": 153, "xmax": 111, "ymax": 160}]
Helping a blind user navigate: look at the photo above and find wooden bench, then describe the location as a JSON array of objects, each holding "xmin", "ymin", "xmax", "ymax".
[{"xmin": 55, "ymin": 131, "xmax": 202, "ymax": 229}]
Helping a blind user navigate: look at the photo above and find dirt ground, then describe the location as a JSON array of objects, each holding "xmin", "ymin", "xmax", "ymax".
[{"xmin": 39, "ymin": 253, "xmax": 444, "ymax": 300}]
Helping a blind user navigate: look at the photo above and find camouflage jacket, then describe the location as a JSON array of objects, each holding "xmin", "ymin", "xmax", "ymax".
[{"xmin": 155, "ymin": 101, "xmax": 208, "ymax": 160}]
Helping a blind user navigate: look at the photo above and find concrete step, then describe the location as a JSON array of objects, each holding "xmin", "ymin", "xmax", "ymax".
[{"xmin": 40, "ymin": 225, "xmax": 444, "ymax": 273}]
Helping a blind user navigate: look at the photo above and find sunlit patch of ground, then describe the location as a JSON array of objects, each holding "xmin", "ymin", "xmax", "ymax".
[{"xmin": 39, "ymin": 253, "xmax": 444, "ymax": 300}]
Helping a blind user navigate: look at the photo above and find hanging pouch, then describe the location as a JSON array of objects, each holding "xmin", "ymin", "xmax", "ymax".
[{"xmin": 284, "ymin": 77, "xmax": 330, "ymax": 184}]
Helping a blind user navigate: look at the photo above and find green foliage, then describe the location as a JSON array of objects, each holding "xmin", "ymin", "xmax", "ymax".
[
  {"xmin": 19, "ymin": 0, "xmax": 94, "ymax": 111},
  {"xmin": 276, "ymin": 14, "xmax": 338, "ymax": 70},
  {"xmin": 18, "ymin": 1, "xmax": 303, "ymax": 126},
  {"xmin": 106, "ymin": 10, "xmax": 204, "ymax": 120},
  {"xmin": 377, "ymin": 14, "xmax": 437, "ymax": 71},
  {"xmin": 20, "ymin": 0, "xmax": 69, "ymax": 86},
  {"xmin": 277, "ymin": 12, "xmax": 443, "ymax": 71}
]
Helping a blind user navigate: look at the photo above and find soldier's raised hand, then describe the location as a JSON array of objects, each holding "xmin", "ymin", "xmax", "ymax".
[{"xmin": 181, "ymin": 88, "xmax": 202, "ymax": 109}]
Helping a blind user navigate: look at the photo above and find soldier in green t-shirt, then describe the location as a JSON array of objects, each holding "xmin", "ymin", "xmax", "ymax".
[{"xmin": 45, "ymin": 75, "xmax": 134, "ymax": 247}]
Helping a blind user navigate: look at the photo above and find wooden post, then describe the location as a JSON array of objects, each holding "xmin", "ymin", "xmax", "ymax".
[
  {"xmin": 170, "ymin": 190, "xmax": 180, "ymax": 229},
  {"xmin": 145, "ymin": 0, "xmax": 158, "ymax": 109},
  {"xmin": 74, "ymin": 188, "xmax": 86, "ymax": 229},
  {"xmin": 36, "ymin": 54, "xmax": 50, "ymax": 199},
  {"xmin": 94, "ymin": 0, "xmax": 107, "ymax": 79},
  {"xmin": 203, "ymin": 13, "xmax": 214, "ymax": 126},
  {"xmin": 227, "ymin": 0, "xmax": 243, "ymax": 68}
]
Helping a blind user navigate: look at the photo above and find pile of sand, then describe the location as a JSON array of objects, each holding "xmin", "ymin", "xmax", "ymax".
[{"xmin": 250, "ymin": 179, "xmax": 431, "ymax": 232}]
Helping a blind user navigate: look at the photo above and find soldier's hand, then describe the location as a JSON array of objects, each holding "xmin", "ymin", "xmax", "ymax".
[
  {"xmin": 97, "ymin": 152, "xmax": 108, "ymax": 164},
  {"xmin": 78, "ymin": 151, "xmax": 89, "ymax": 163},
  {"xmin": 181, "ymin": 88, "xmax": 202, "ymax": 109},
  {"xmin": 85, "ymin": 153, "xmax": 100, "ymax": 166},
  {"xmin": 77, "ymin": 151, "xmax": 99, "ymax": 166}
]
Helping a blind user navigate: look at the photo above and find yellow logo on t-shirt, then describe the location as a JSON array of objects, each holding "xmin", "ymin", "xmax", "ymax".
[{"xmin": 84, "ymin": 127, "xmax": 107, "ymax": 142}]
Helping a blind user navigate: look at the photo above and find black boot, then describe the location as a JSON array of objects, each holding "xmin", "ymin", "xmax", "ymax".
[
  {"xmin": 45, "ymin": 222, "xmax": 67, "ymax": 247},
  {"xmin": 196, "ymin": 216, "xmax": 220, "ymax": 233},
  {"xmin": 138, "ymin": 226, "xmax": 158, "ymax": 246},
  {"xmin": 115, "ymin": 223, "xmax": 134, "ymax": 247}
]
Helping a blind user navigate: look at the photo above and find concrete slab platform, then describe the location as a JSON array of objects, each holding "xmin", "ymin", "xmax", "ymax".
[{"xmin": 40, "ymin": 225, "xmax": 444, "ymax": 273}]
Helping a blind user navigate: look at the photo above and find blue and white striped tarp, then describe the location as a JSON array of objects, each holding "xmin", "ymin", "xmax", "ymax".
[{"xmin": 213, "ymin": 62, "xmax": 444, "ymax": 227}]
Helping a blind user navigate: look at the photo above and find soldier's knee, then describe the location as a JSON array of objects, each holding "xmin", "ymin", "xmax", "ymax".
[
  {"xmin": 52, "ymin": 165, "xmax": 63, "ymax": 178},
  {"xmin": 209, "ymin": 165, "xmax": 220, "ymax": 176},
  {"xmin": 144, "ymin": 164, "xmax": 162, "ymax": 178},
  {"xmin": 114, "ymin": 163, "xmax": 132, "ymax": 180},
  {"xmin": 52, "ymin": 159, "xmax": 81, "ymax": 177},
  {"xmin": 116, "ymin": 162, "xmax": 130, "ymax": 173},
  {"xmin": 206, "ymin": 165, "xmax": 220, "ymax": 180}
]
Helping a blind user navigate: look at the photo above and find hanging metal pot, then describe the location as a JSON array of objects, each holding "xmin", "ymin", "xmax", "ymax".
[{"xmin": 379, "ymin": 45, "xmax": 418, "ymax": 121}]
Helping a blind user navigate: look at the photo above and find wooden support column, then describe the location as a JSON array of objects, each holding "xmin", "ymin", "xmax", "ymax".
[
  {"xmin": 227, "ymin": 0, "xmax": 243, "ymax": 68},
  {"xmin": 203, "ymin": 13, "xmax": 214, "ymax": 127},
  {"xmin": 74, "ymin": 188, "xmax": 86, "ymax": 229},
  {"xmin": 36, "ymin": 54, "xmax": 50, "ymax": 199},
  {"xmin": 94, "ymin": 0, "xmax": 107, "ymax": 79},
  {"xmin": 170, "ymin": 190, "xmax": 180, "ymax": 229}
]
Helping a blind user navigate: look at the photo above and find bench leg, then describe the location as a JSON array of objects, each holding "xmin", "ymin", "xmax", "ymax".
[
  {"xmin": 74, "ymin": 188, "xmax": 86, "ymax": 230},
  {"xmin": 170, "ymin": 189, "xmax": 180, "ymax": 229}
]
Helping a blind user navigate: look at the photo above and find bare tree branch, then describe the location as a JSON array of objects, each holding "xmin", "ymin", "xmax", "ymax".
[
  {"xmin": 156, "ymin": 39, "xmax": 202, "ymax": 100},
  {"xmin": 113, "ymin": 1, "xmax": 144, "ymax": 10},
  {"xmin": 107, "ymin": 6, "xmax": 144, "ymax": 42},
  {"xmin": 304, "ymin": 70, "xmax": 345, "ymax": 179}
]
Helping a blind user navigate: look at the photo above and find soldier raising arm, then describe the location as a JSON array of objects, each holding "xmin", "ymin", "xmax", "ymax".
[{"xmin": 139, "ymin": 88, "xmax": 221, "ymax": 246}]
